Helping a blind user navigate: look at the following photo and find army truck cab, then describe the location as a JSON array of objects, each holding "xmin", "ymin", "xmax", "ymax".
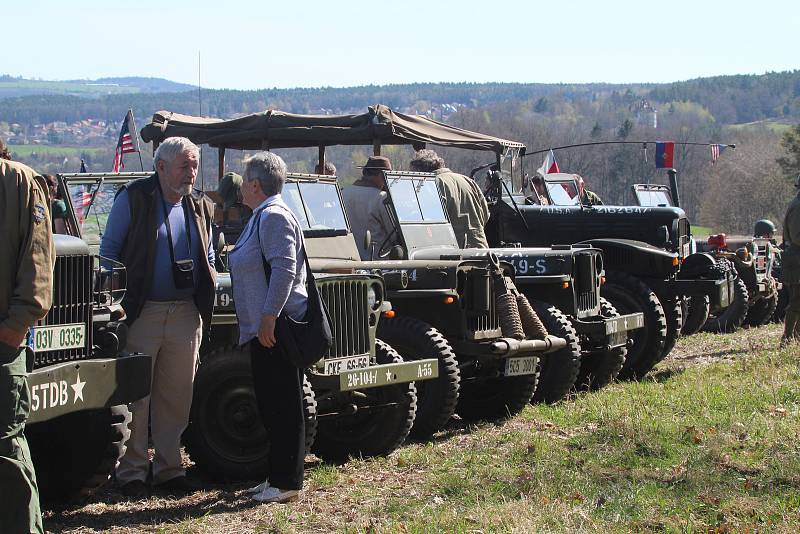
[
  {"xmin": 27, "ymin": 174, "xmax": 152, "ymax": 501},
  {"xmin": 57, "ymin": 172, "xmax": 437, "ymax": 472}
]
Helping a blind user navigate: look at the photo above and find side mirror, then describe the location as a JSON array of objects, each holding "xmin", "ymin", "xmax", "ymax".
[{"xmin": 389, "ymin": 245, "xmax": 405, "ymax": 260}]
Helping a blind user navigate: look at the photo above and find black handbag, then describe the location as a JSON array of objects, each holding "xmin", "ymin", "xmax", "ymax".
[{"xmin": 256, "ymin": 207, "xmax": 333, "ymax": 367}]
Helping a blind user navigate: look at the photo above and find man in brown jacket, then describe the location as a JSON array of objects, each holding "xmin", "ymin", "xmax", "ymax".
[
  {"xmin": 410, "ymin": 149, "xmax": 490, "ymax": 249},
  {"xmin": 0, "ymin": 141, "xmax": 54, "ymax": 534}
]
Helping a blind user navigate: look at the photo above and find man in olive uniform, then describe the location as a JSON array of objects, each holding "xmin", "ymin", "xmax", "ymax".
[
  {"xmin": 781, "ymin": 177, "xmax": 800, "ymax": 345},
  {"xmin": 1, "ymin": 143, "xmax": 54, "ymax": 533},
  {"xmin": 576, "ymin": 174, "xmax": 603, "ymax": 206},
  {"xmin": 409, "ymin": 149, "xmax": 490, "ymax": 249}
]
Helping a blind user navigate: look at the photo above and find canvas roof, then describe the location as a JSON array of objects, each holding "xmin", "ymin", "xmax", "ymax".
[{"xmin": 140, "ymin": 104, "xmax": 525, "ymax": 154}]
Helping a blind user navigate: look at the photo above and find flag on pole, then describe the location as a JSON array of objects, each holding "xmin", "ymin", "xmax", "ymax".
[
  {"xmin": 711, "ymin": 144, "xmax": 727, "ymax": 163},
  {"xmin": 112, "ymin": 109, "xmax": 139, "ymax": 172},
  {"xmin": 537, "ymin": 149, "xmax": 560, "ymax": 175},
  {"xmin": 655, "ymin": 141, "xmax": 674, "ymax": 168}
]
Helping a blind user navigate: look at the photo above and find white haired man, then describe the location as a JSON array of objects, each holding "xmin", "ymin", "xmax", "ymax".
[{"xmin": 101, "ymin": 137, "xmax": 217, "ymax": 498}]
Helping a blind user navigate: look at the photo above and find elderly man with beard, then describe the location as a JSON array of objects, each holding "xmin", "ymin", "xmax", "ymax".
[{"xmin": 101, "ymin": 137, "xmax": 216, "ymax": 498}]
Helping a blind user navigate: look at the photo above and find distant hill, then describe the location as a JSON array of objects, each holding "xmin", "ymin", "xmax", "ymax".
[{"xmin": 0, "ymin": 75, "xmax": 195, "ymax": 99}]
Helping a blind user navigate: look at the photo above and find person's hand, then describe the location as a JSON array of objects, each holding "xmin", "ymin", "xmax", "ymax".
[
  {"xmin": 0, "ymin": 323, "xmax": 27, "ymax": 348},
  {"xmin": 257, "ymin": 314, "xmax": 278, "ymax": 348}
]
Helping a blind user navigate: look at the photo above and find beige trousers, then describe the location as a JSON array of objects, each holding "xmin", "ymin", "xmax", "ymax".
[{"xmin": 116, "ymin": 300, "xmax": 202, "ymax": 485}]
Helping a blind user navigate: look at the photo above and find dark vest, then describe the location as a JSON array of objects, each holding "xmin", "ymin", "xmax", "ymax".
[{"xmin": 118, "ymin": 173, "xmax": 216, "ymax": 328}]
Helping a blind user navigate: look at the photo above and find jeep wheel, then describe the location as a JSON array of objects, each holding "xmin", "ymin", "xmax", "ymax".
[
  {"xmin": 660, "ymin": 295, "xmax": 683, "ymax": 360},
  {"xmin": 773, "ymin": 285, "xmax": 788, "ymax": 323},
  {"xmin": 530, "ymin": 303, "xmax": 581, "ymax": 403},
  {"xmin": 681, "ymin": 296, "xmax": 710, "ymax": 336},
  {"xmin": 745, "ymin": 291, "xmax": 779, "ymax": 327},
  {"xmin": 377, "ymin": 316, "xmax": 460, "ymax": 439},
  {"xmin": 183, "ymin": 344, "xmax": 317, "ymax": 480},
  {"xmin": 576, "ymin": 298, "xmax": 627, "ymax": 391},
  {"xmin": 312, "ymin": 340, "xmax": 416, "ymax": 462},
  {"xmin": 703, "ymin": 276, "xmax": 749, "ymax": 334},
  {"xmin": 456, "ymin": 364, "xmax": 539, "ymax": 420},
  {"xmin": 601, "ymin": 272, "xmax": 667, "ymax": 380},
  {"xmin": 28, "ymin": 405, "xmax": 131, "ymax": 502}
]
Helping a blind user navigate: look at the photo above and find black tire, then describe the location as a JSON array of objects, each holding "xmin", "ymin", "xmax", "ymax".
[
  {"xmin": 703, "ymin": 276, "xmax": 749, "ymax": 333},
  {"xmin": 183, "ymin": 344, "xmax": 317, "ymax": 481},
  {"xmin": 601, "ymin": 272, "xmax": 667, "ymax": 380},
  {"xmin": 377, "ymin": 316, "xmax": 460, "ymax": 439},
  {"xmin": 681, "ymin": 296, "xmax": 710, "ymax": 336},
  {"xmin": 28, "ymin": 405, "xmax": 132, "ymax": 503},
  {"xmin": 660, "ymin": 295, "xmax": 683, "ymax": 359},
  {"xmin": 312, "ymin": 339, "xmax": 417, "ymax": 462},
  {"xmin": 456, "ymin": 362, "xmax": 539, "ymax": 421},
  {"xmin": 745, "ymin": 291, "xmax": 779, "ymax": 327},
  {"xmin": 576, "ymin": 298, "xmax": 627, "ymax": 391},
  {"xmin": 530, "ymin": 303, "xmax": 582, "ymax": 403},
  {"xmin": 773, "ymin": 285, "xmax": 788, "ymax": 323}
]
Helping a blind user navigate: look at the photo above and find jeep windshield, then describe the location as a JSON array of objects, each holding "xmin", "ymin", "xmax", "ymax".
[
  {"xmin": 62, "ymin": 176, "xmax": 129, "ymax": 247},
  {"xmin": 284, "ymin": 179, "xmax": 349, "ymax": 236},
  {"xmin": 632, "ymin": 184, "xmax": 674, "ymax": 207},
  {"xmin": 545, "ymin": 179, "xmax": 581, "ymax": 206},
  {"xmin": 386, "ymin": 174, "xmax": 448, "ymax": 223}
]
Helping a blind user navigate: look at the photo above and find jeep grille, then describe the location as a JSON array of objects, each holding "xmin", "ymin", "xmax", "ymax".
[
  {"xmin": 33, "ymin": 253, "xmax": 93, "ymax": 368},
  {"xmin": 317, "ymin": 279, "xmax": 371, "ymax": 358},
  {"xmin": 574, "ymin": 252, "xmax": 600, "ymax": 317},
  {"xmin": 678, "ymin": 218, "xmax": 691, "ymax": 258},
  {"xmin": 463, "ymin": 269, "xmax": 502, "ymax": 340}
]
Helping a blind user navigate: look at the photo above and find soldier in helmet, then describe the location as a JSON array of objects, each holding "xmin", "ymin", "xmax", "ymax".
[
  {"xmin": 754, "ymin": 219, "xmax": 777, "ymax": 239},
  {"xmin": 781, "ymin": 177, "xmax": 800, "ymax": 345}
]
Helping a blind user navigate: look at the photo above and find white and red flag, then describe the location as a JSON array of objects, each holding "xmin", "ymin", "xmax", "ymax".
[{"xmin": 537, "ymin": 149, "xmax": 560, "ymax": 175}]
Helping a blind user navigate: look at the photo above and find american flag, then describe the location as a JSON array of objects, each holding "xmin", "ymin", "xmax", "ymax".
[
  {"xmin": 112, "ymin": 109, "xmax": 139, "ymax": 172},
  {"xmin": 711, "ymin": 144, "xmax": 727, "ymax": 163}
]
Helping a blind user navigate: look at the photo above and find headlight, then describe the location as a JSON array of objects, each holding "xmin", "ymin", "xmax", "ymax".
[{"xmin": 367, "ymin": 287, "xmax": 377, "ymax": 309}]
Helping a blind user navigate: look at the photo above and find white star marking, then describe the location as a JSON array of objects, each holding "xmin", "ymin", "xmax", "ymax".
[
  {"xmin": 71, "ymin": 373, "xmax": 86, "ymax": 403},
  {"xmin": 386, "ymin": 369, "xmax": 394, "ymax": 382}
]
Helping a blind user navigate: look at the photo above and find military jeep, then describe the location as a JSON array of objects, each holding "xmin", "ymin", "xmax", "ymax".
[
  {"xmin": 482, "ymin": 170, "xmax": 735, "ymax": 379},
  {"xmin": 26, "ymin": 175, "xmax": 152, "ymax": 501},
  {"xmin": 58, "ymin": 172, "xmax": 438, "ymax": 475}
]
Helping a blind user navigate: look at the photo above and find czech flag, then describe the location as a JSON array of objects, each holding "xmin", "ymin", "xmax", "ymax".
[
  {"xmin": 537, "ymin": 149, "xmax": 560, "ymax": 175},
  {"xmin": 655, "ymin": 141, "xmax": 674, "ymax": 169}
]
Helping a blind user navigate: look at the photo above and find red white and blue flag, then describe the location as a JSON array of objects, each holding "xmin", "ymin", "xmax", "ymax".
[
  {"xmin": 711, "ymin": 144, "xmax": 727, "ymax": 163},
  {"xmin": 112, "ymin": 109, "xmax": 139, "ymax": 172},
  {"xmin": 655, "ymin": 141, "xmax": 675, "ymax": 169},
  {"xmin": 537, "ymin": 149, "xmax": 560, "ymax": 175}
]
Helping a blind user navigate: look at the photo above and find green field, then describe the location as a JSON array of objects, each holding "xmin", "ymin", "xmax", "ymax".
[
  {"xmin": 692, "ymin": 225, "xmax": 713, "ymax": 238},
  {"xmin": 8, "ymin": 144, "xmax": 107, "ymax": 158},
  {"xmin": 44, "ymin": 324, "xmax": 800, "ymax": 533},
  {"xmin": 728, "ymin": 120, "xmax": 794, "ymax": 134}
]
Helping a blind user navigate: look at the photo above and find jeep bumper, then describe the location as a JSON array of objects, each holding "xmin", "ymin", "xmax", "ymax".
[
  {"xmin": 27, "ymin": 352, "xmax": 152, "ymax": 424},
  {"xmin": 667, "ymin": 276, "xmax": 734, "ymax": 308},
  {"xmin": 572, "ymin": 312, "xmax": 645, "ymax": 349},
  {"xmin": 309, "ymin": 358, "xmax": 440, "ymax": 393},
  {"xmin": 450, "ymin": 335, "xmax": 567, "ymax": 358}
]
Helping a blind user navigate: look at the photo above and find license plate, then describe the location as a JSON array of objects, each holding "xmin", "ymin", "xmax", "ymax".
[
  {"xmin": 756, "ymin": 257, "xmax": 766, "ymax": 270},
  {"xmin": 608, "ymin": 330, "xmax": 627, "ymax": 348},
  {"xmin": 505, "ymin": 356, "xmax": 538, "ymax": 377},
  {"xmin": 30, "ymin": 324, "xmax": 86, "ymax": 352},
  {"xmin": 604, "ymin": 313, "xmax": 645, "ymax": 335},
  {"xmin": 339, "ymin": 358, "xmax": 439, "ymax": 391},
  {"xmin": 323, "ymin": 355, "xmax": 370, "ymax": 375},
  {"xmin": 681, "ymin": 242, "xmax": 691, "ymax": 259}
]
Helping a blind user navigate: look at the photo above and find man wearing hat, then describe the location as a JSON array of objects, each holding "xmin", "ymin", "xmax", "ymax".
[
  {"xmin": 341, "ymin": 156, "xmax": 397, "ymax": 259},
  {"xmin": 781, "ymin": 176, "xmax": 800, "ymax": 345}
]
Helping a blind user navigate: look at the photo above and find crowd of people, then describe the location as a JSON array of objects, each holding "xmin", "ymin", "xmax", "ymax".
[{"xmin": 3, "ymin": 132, "xmax": 799, "ymax": 531}]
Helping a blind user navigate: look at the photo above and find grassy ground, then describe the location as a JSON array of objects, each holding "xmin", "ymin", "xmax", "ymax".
[{"xmin": 44, "ymin": 323, "xmax": 799, "ymax": 533}]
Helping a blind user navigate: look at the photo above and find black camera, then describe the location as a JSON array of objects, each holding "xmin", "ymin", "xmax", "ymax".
[{"xmin": 173, "ymin": 259, "xmax": 195, "ymax": 289}]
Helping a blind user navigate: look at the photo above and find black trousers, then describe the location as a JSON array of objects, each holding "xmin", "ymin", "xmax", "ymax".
[{"xmin": 249, "ymin": 338, "xmax": 305, "ymax": 490}]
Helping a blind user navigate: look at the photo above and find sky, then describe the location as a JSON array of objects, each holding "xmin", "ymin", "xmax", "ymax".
[{"xmin": 5, "ymin": 0, "xmax": 798, "ymax": 90}]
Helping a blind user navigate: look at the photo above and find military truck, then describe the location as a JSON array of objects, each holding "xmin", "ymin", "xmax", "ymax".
[
  {"xmin": 139, "ymin": 106, "xmax": 644, "ymax": 408},
  {"xmin": 482, "ymin": 170, "xmax": 735, "ymax": 379},
  {"xmin": 58, "ymin": 172, "xmax": 439, "ymax": 474},
  {"xmin": 632, "ymin": 183, "xmax": 779, "ymax": 332},
  {"xmin": 26, "ymin": 181, "xmax": 151, "ymax": 501}
]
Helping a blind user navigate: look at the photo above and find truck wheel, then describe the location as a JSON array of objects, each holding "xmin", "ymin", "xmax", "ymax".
[
  {"xmin": 576, "ymin": 298, "xmax": 627, "ymax": 391},
  {"xmin": 660, "ymin": 295, "xmax": 683, "ymax": 360},
  {"xmin": 530, "ymin": 303, "xmax": 581, "ymax": 403},
  {"xmin": 183, "ymin": 344, "xmax": 317, "ymax": 480},
  {"xmin": 377, "ymin": 316, "xmax": 460, "ymax": 439},
  {"xmin": 601, "ymin": 272, "xmax": 667, "ymax": 380},
  {"xmin": 681, "ymin": 296, "xmax": 710, "ymax": 335},
  {"xmin": 456, "ymin": 362, "xmax": 539, "ymax": 421},
  {"xmin": 27, "ymin": 405, "xmax": 131, "ymax": 503},
  {"xmin": 312, "ymin": 340, "xmax": 416, "ymax": 462},
  {"xmin": 745, "ymin": 292, "xmax": 779, "ymax": 327},
  {"xmin": 773, "ymin": 285, "xmax": 788, "ymax": 323},
  {"xmin": 703, "ymin": 276, "xmax": 749, "ymax": 333}
]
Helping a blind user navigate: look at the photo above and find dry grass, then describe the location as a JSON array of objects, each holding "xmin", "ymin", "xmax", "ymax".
[{"xmin": 44, "ymin": 323, "xmax": 800, "ymax": 533}]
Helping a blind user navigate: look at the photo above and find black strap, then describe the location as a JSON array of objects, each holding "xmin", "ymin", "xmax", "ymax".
[{"xmin": 156, "ymin": 180, "xmax": 193, "ymax": 264}]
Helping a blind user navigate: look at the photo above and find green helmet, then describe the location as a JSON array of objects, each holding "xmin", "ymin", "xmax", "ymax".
[
  {"xmin": 217, "ymin": 172, "xmax": 243, "ymax": 209},
  {"xmin": 753, "ymin": 219, "xmax": 776, "ymax": 237}
]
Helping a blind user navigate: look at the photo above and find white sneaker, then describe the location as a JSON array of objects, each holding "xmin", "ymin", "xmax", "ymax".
[
  {"xmin": 252, "ymin": 486, "xmax": 300, "ymax": 503},
  {"xmin": 246, "ymin": 480, "xmax": 270, "ymax": 494}
]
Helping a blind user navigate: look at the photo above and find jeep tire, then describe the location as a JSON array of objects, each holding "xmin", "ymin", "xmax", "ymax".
[
  {"xmin": 745, "ymin": 291, "xmax": 779, "ymax": 327},
  {"xmin": 530, "ymin": 303, "xmax": 581, "ymax": 403},
  {"xmin": 601, "ymin": 272, "xmax": 667, "ymax": 380},
  {"xmin": 183, "ymin": 344, "xmax": 317, "ymax": 480},
  {"xmin": 576, "ymin": 298, "xmax": 627, "ymax": 391},
  {"xmin": 703, "ymin": 276, "xmax": 749, "ymax": 334},
  {"xmin": 377, "ymin": 316, "xmax": 460, "ymax": 439},
  {"xmin": 681, "ymin": 296, "xmax": 710, "ymax": 336}
]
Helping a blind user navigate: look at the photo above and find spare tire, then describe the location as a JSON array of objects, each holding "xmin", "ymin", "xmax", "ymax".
[{"xmin": 703, "ymin": 276, "xmax": 749, "ymax": 334}]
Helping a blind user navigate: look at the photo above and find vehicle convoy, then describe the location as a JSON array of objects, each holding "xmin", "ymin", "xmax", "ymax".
[
  {"xmin": 139, "ymin": 105, "xmax": 644, "ymax": 411},
  {"xmin": 482, "ymin": 170, "xmax": 735, "ymax": 379},
  {"xmin": 58, "ymin": 172, "xmax": 439, "ymax": 477},
  {"xmin": 632, "ymin": 183, "xmax": 780, "ymax": 332},
  {"xmin": 26, "ymin": 189, "xmax": 151, "ymax": 501}
]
